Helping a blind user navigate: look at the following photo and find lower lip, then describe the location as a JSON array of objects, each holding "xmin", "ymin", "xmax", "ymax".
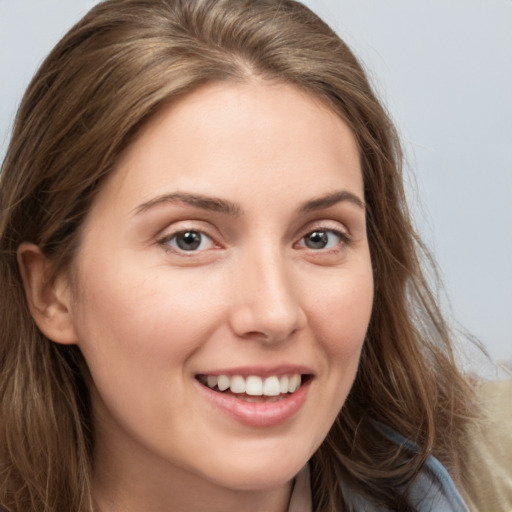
[{"xmin": 196, "ymin": 379, "xmax": 311, "ymax": 428}]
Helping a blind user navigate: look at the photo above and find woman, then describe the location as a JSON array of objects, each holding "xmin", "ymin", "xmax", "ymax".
[{"xmin": 0, "ymin": 0, "xmax": 479, "ymax": 510}]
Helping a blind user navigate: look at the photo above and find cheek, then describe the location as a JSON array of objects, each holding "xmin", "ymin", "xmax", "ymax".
[
  {"xmin": 69, "ymin": 260, "xmax": 228, "ymax": 436},
  {"xmin": 306, "ymin": 265, "xmax": 374, "ymax": 359},
  {"xmin": 297, "ymin": 266, "xmax": 373, "ymax": 449},
  {"xmin": 71, "ymin": 256, "xmax": 230, "ymax": 377}
]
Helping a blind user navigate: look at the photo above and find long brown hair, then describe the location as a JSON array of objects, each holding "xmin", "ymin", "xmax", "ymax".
[{"xmin": 0, "ymin": 1, "xmax": 475, "ymax": 510}]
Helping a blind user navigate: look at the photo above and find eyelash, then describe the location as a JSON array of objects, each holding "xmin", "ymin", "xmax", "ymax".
[
  {"xmin": 157, "ymin": 225, "xmax": 351, "ymax": 255},
  {"xmin": 296, "ymin": 227, "xmax": 351, "ymax": 252},
  {"xmin": 158, "ymin": 229, "xmax": 217, "ymax": 254}
]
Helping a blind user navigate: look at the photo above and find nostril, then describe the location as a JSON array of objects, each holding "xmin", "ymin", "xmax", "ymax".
[
  {"xmin": 239, "ymin": 328, "xmax": 298, "ymax": 345},
  {"xmin": 229, "ymin": 301, "xmax": 306, "ymax": 345}
]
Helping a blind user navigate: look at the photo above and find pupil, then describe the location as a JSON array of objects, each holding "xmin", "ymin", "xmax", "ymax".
[
  {"xmin": 306, "ymin": 231, "xmax": 328, "ymax": 249},
  {"xmin": 177, "ymin": 231, "xmax": 201, "ymax": 250}
]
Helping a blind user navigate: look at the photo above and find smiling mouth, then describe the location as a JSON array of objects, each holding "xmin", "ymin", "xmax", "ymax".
[{"xmin": 196, "ymin": 374, "xmax": 311, "ymax": 402}]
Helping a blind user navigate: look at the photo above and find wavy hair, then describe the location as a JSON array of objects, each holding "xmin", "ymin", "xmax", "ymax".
[{"xmin": 0, "ymin": 0, "xmax": 475, "ymax": 510}]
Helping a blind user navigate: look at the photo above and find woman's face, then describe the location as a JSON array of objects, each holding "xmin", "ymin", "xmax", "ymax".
[{"xmin": 68, "ymin": 81, "xmax": 373, "ymax": 492}]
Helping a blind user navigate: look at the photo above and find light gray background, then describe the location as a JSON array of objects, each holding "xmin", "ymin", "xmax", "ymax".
[{"xmin": 1, "ymin": 0, "xmax": 511, "ymax": 373}]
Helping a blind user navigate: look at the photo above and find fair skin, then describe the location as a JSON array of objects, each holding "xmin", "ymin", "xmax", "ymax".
[{"xmin": 19, "ymin": 81, "xmax": 374, "ymax": 512}]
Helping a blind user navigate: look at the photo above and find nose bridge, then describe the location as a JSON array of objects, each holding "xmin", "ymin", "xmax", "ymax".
[{"xmin": 229, "ymin": 241, "xmax": 305, "ymax": 342}]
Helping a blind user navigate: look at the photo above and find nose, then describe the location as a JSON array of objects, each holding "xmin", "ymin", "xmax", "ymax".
[{"xmin": 228, "ymin": 246, "xmax": 307, "ymax": 344}]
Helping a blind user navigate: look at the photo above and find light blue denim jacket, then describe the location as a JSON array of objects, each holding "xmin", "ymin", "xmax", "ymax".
[{"xmin": 289, "ymin": 450, "xmax": 469, "ymax": 512}]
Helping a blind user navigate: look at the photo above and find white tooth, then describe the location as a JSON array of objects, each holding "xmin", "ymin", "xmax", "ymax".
[
  {"xmin": 279, "ymin": 376, "xmax": 289, "ymax": 394},
  {"xmin": 288, "ymin": 374, "xmax": 301, "ymax": 393},
  {"xmin": 263, "ymin": 376, "xmax": 280, "ymax": 396},
  {"xmin": 217, "ymin": 375, "xmax": 230, "ymax": 391},
  {"xmin": 230, "ymin": 375, "xmax": 246, "ymax": 394},
  {"xmin": 245, "ymin": 376, "xmax": 263, "ymax": 396},
  {"xmin": 206, "ymin": 375, "xmax": 218, "ymax": 389}
]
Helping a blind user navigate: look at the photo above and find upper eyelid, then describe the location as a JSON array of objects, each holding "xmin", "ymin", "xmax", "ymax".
[
  {"xmin": 296, "ymin": 227, "xmax": 350, "ymax": 244},
  {"xmin": 296, "ymin": 219, "xmax": 350, "ymax": 238},
  {"xmin": 156, "ymin": 220, "xmax": 220, "ymax": 239},
  {"xmin": 159, "ymin": 227, "xmax": 216, "ymax": 243},
  {"xmin": 155, "ymin": 222, "xmax": 222, "ymax": 252}
]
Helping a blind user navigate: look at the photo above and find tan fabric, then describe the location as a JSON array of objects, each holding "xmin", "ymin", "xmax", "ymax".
[{"xmin": 461, "ymin": 380, "xmax": 512, "ymax": 512}]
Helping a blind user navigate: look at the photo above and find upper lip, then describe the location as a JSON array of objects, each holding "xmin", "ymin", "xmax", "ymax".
[{"xmin": 195, "ymin": 364, "xmax": 313, "ymax": 378}]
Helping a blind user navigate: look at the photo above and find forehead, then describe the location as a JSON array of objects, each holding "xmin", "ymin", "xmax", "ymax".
[{"xmin": 88, "ymin": 80, "xmax": 363, "ymax": 220}]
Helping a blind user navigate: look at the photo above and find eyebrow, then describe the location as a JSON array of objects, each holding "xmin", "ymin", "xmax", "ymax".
[
  {"xmin": 133, "ymin": 189, "xmax": 365, "ymax": 217},
  {"xmin": 134, "ymin": 192, "xmax": 242, "ymax": 216},
  {"xmin": 299, "ymin": 190, "xmax": 365, "ymax": 213}
]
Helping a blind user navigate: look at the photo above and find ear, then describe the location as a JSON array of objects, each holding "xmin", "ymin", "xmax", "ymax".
[{"xmin": 17, "ymin": 242, "xmax": 78, "ymax": 345}]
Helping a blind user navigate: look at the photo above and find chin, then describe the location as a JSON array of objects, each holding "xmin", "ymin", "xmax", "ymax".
[
  {"xmin": 207, "ymin": 465, "xmax": 302, "ymax": 492},
  {"xmin": 193, "ymin": 442, "xmax": 313, "ymax": 491}
]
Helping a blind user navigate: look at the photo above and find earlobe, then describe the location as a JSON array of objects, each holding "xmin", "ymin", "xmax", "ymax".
[{"xmin": 17, "ymin": 242, "xmax": 78, "ymax": 345}]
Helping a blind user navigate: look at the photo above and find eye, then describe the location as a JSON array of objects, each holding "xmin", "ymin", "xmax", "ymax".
[
  {"xmin": 162, "ymin": 230, "xmax": 215, "ymax": 252},
  {"xmin": 299, "ymin": 229, "xmax": 346, "ymax": 250}
]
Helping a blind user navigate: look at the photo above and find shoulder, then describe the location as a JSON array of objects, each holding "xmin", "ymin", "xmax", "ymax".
[
  {"xmin": 337, "ymin": 452, "xmax": 471, "ymax": 512},
  {"xmin": 375, "ymin": 425, "xmax": 471, "ymax": 511},
  {"xmin": 407, "ymin": 454, "xmax": 470, "ymax": 512}
]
